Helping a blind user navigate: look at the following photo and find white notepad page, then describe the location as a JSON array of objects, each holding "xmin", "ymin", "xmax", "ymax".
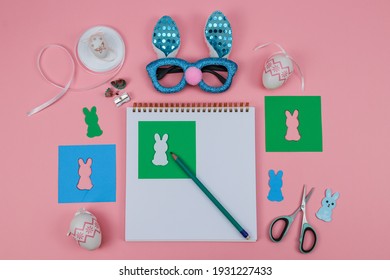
[{"xmin": 125, "ymin": 106, "xmax": 257, "ymax": 241}]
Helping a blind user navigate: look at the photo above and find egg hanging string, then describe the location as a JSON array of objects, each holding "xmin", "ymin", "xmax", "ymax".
[
  {"xmin": 254, "ymin": 42, "xmax": 304, "ymax": 92},
  {"xmin": 28, "ymin": 35, "xmax": 125, "ymax": 116}
]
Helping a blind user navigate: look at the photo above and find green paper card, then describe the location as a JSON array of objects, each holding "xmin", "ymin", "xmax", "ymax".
[
  {"xmin": 138, "ymin": 121, "xmax": 196, "ymax": 179},
  {"xmin": 265, "ymin": 96, "xmax": 323, "ymax": 152}
]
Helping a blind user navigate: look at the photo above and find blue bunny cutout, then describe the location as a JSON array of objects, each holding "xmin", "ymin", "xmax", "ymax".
[
  {"xmin": 316, "ymin": 188, "xmax": 340, "ymax": 222},
  {"xmin": 267, "ymin": 170, "xmax": 284, "ymax": 202}
]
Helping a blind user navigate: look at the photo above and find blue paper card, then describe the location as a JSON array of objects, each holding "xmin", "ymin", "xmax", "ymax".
[{"xmin": 58, "ymin": 144, "xmax": 116, "ymax": 203}]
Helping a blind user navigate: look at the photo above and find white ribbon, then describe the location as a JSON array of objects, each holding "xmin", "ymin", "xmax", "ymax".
[
  {"xmin": 28, "ymin": 43, "xmax": 125, "ymax": 116},
  {"xmin": 254, "ymin": 42, "xmax": 305, "ymax": 92},
  {"xmin": 27, "ymin": 45, "xmax": 75, "ymax": 116}
]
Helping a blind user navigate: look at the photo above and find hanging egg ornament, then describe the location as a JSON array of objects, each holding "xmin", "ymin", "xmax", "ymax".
[
  {"xmin": 254, "ymin": 42, "xmax": 304, "ymax": 92},
  {"xmin": 67, "ymin": 208, "xmax": 102, "ymax": 250},
  {"xmin": 262, "ymin": 54, "xmax": 294, "ymax": 90}
]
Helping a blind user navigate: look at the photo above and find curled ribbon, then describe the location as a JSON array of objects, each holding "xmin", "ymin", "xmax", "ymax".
[
  {"xmin": 28, "ymin": 43, "xmax": 125, "ymax": 116},
  {"xmin": 28, "ymin": 45, "xmax": 75, "ymax": 116}
]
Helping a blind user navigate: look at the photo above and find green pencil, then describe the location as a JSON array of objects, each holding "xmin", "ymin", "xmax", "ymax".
[{"xmin": 170, "ymin": 152, "xmax": 250, "ymax": 240}]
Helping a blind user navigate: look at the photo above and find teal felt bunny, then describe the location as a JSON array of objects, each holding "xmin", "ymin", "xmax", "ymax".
[
  {"xmin": 316, "ymin": 188, "xmax": 339, "ymax": 222},
  {"xmin": 83, "ymin": 106, "xmax": 103, "ymax": 138}
]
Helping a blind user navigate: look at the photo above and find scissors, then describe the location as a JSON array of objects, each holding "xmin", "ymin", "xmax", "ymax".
[{"xmin": 269, "ymin": 185, "xmax": 317, "ymax": 254}]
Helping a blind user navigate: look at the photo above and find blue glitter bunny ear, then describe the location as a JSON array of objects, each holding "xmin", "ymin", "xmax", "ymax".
[
  {"xmin": 204, "ymin": 11, "xmax": 233, "ymax": 58},
  {"xmin": 152, "ymin": 16, "xmax": 181, "ymax": 58}
]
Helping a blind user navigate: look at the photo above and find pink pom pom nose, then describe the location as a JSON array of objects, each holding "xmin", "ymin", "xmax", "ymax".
[{"xmin": 185, "ymin": 67, "xmax": 202, "ymax": 86}]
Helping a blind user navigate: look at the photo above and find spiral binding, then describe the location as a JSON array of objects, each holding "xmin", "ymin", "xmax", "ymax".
[{"xmin": 132, "ymin": 102, "xmax": 250, "ymax": 113}]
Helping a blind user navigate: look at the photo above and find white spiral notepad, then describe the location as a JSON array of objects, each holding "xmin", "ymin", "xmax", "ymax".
[{"xmin": 125, "ymin": 103, "xmax": 257, "ymax": 241}]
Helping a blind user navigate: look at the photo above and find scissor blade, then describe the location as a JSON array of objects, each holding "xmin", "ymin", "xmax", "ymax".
[
  {"xmin": 301, "ymin": 185, "xmax": 307, "ymax": 208},
  {"xmin": 305, "ymin": 187, "xmax": 314, "ymax": 204},
  {"xmin": 290, "ymin": 186, "xmax": 314, "ymax": 217}
]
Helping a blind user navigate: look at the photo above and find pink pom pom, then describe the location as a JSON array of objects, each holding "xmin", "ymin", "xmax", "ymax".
[{"xmin": 185, "ymin": 67, "xmax": 202, "ymax": 86}]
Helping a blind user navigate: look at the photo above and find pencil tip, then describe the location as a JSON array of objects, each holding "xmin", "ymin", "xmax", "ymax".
[
  {"xmin": 246, "ymin": 236, "xmax": 250, "ymax": 240},
  {"xmin": 170, "ymin": 152, "xmax": 177, "ymax": 160}
]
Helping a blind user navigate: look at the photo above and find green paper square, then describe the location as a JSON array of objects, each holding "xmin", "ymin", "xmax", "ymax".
[
  {"xmin": 265, "ymin": 96, "xmax": 323, "ymax": 152},
  {"xmin": 138, "ymin": 121, "xmax": 196, "ymax": 179}
]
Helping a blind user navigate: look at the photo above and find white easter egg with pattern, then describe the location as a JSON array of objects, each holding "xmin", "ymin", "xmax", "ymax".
[
  {"xmin": 67, "ymin": 209, "xmax": 102, "ymax": 250},
  {"xmin": 262, "ymin": 54, "xmax": 294, "ymax": 90}
]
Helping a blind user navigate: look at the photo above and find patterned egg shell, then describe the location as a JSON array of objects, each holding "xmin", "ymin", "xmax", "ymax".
[
  {"xmin": 262, "ymin": 54, "xmax": 294, "ymax": 90},
  {"xmin": 68, "ymin": 209, "xmax": 102, "ymax": 250}
]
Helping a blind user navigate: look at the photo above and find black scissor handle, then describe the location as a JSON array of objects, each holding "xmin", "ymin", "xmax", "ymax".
[
  {"xmin": 299, "ymin": 224, "xmax": 317, "ymax": 254},
  {"xmin": 269, "ymin": 216, "xmax": 291, "ymax": 242}
]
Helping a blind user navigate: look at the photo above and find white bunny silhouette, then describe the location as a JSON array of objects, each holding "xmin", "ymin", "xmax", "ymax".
[
  {"xmin": 285, "ymin": 110, "xmax": 301, "ymax": 141},
  {"xmin": 152, "ymin": 133, "xmax": 169, "ymax": 166}
]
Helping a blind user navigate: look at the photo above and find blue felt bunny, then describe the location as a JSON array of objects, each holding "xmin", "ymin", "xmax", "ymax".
[
  {"xmin": 316, "ymin": 188, "xmax": 340, "ymax": 222},
  {"xmin": 267, "ymin": 170, "xmax": 284, "ymax": 202}
]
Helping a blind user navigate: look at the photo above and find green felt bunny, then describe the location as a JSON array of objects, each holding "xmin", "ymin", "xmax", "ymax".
[{"xmin": 83, "ymin": 106, "xmax": 103, "ymax": 138}]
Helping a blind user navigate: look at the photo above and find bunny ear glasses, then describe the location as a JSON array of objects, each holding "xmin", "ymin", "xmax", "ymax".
[{"xmin": 146, "ymin": 11, "xmax": 238, "ymax": 94}]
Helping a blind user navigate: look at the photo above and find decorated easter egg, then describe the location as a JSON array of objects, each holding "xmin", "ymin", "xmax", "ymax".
[
  {"xmin": 262, "ymin": 54, "xmax": 294, "ymax": 90},
  {"xmin": 67, "ymin": 209, "xmax": 102, "ymax": 250}
]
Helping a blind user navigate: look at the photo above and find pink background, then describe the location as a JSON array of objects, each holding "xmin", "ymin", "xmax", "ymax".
[{"xmin": 1, "ymin": 0, "xmax": 389, "ymax": 259}]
